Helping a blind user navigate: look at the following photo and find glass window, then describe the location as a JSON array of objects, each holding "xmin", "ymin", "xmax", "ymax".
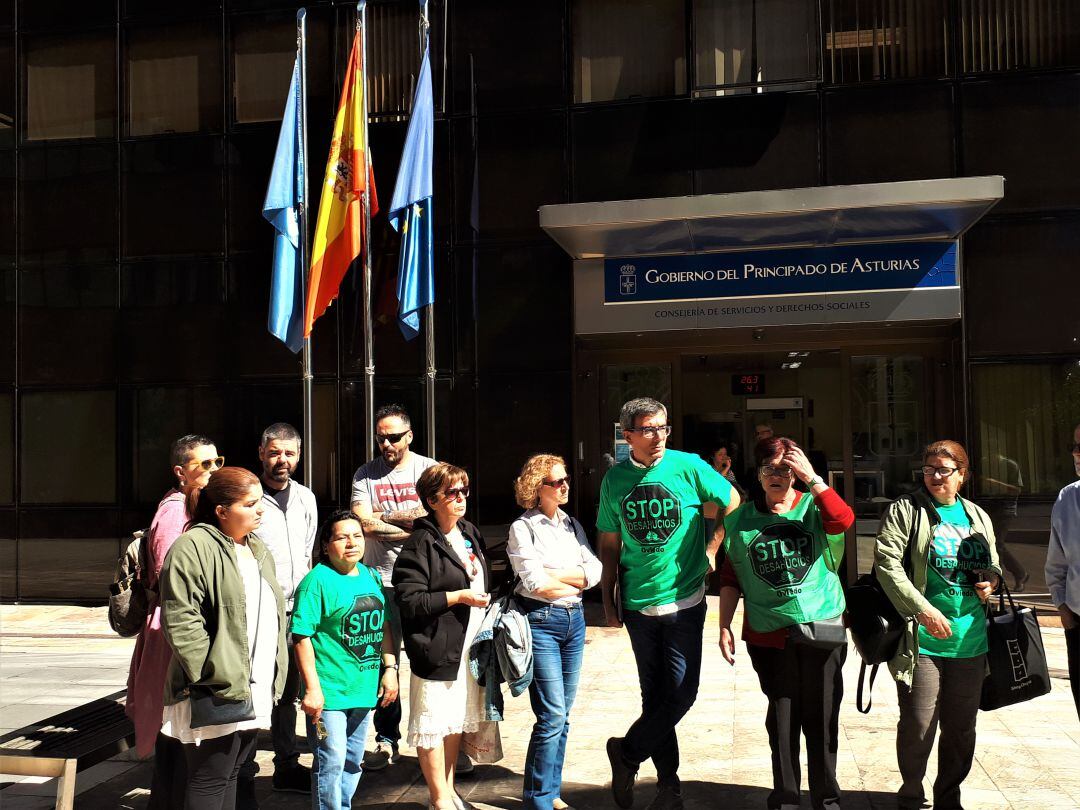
[
  {"xmin": 572, "ymin": 0, "xmax": 686, "ymax": 103},
  {"xmin": 227, "ymin": 130, "xmax": 277, "ymax": 253},
  {"xmin": 123, "ymin": 0, "xmax": 222, "ymax": 19},
  {"xmin": 825, "ymin": 84, "xmax": 953, "ymax": 184},
  {"xmin": 0, "ymin": 153, "xmax": 12, "ymax": 267},
  {"xmin": 693, "ymin": 0, "xmax": 818, "ymax": 95},
  {"xmin": 16, "ymin": 510, "xmax": 119, "ymax": 601},
  {"xmin": 360, "ymin": 0, "xmax": 446, "ymax": 117},
  {"xmin": 20, "ymin": 265, "xmax": 117, "ymax": 384},
  {"xmin": 572, "ymin": 101, "xmax": 693, "ymax": 202},
  {"xmin": 126, "ymin": 21, "xmax": 224, "ymax": 136},
  {"xmin": 230, "ymin": 11, "xmax": 331, "ymax": 126},
  {"xmin": 121, "ymin": 137, "xmax": 226, "ymax": 258},
  {"xmin": 823, "ymin": 0, "xmax": 948, "ymax": 83},
  {"xmin": 24, "ymin": 32, "xmax": 116, "ymax": 141},
  {"xmin": 128, "ymin": 386, "xmax": 226, "ymax": 505},
  {"xmin": 18, "ymin": 144, "xmax": 119, "ymax": 265},
  {"xmin": 962, "ymin": 75, "xmax": 1080, "ymax": 213},
  {"xmin": 0, "ymin": 37, "xmax": 14, "ymax": 149},
  {"xmin": 693, "ymin": 92, "xmax": 819, "ymax": 194},
  {"xmin": 21, "ymin": 390, "xmax": 117, "ymax": 504},
  {"xmin": 0, "ymin": 388, "xmax": 12, "ymax": 504},
  {"xmin": 960, "ymin": 0, "xmax": 1080, "ymax": 73},
  {"xmin": 450, "ymin": 0, "xmax": 565, "ymax": 113},
  {"xmin": 973, "ymin": 362, "xmax": 1079, "ymax": 498},
  {"xmin": 0, "ymin": 268, "xmax": 12, "ymax": 383},
  {"xmin": 120, "ymin": 260, "xmax": 226, "ymax": 382},
  {"xmin": 18, "ymin": 0, "xmax": 115, "ymax": 29}
]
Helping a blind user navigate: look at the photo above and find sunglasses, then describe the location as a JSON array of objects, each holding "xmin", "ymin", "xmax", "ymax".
[
  {"xmin": 377, "ymin": 431, "xmax": 409, "ymax": 446},
  {"xmin": 443, "ymin": 486, "xmax": 470, "ymax": 500},
  {"xmin": 760, "ymin": 464, "xmax": 792, "ymax": 478},
  {"xmin": 189, "ymin": 456, "xmax": 225, "ymax": 472},
  {"xmin": 542, "ymin": 476, "xmax": 571, "ymax": 488}
]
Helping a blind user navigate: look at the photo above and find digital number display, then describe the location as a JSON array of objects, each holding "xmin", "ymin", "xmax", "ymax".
[{"xmin": 731, "ymin": 374, "xmax": 765, "ymax": 395}]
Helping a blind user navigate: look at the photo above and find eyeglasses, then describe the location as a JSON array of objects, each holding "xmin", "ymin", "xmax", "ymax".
[
  {"xmin": 542, "ymin": 476, "xmax": 571, "ymax": 488},
  {"xmin": 760, "ymin": 464, "xmax": 793, "ymax": 478},
  {"xmin": 625, "ymin": 425, "xmax": 672, "ymax": 439},
  {"xmin": 377, "ymin": 431, "xmax": 409, "ymax": 446},
  {"xmin": 189, "ymin": 456, "xmax": 225, "ymax": 472},
  {"xmin": 443, "ymin": 486, "xmax": 470, "ymax": 500},
  {"xmin": 922, "ymin": 465, "xmax": 962, "ymax": 478}
]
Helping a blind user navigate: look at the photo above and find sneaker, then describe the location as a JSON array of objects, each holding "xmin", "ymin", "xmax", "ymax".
[
  {"xmin": 552, "ymin": 799, "xmax": 574, "ymax": 810},
  {"xmin": 271, "ymin": 763, "xmax": 311, "ymax": 794},
  {"xmin": 606, "ymin": 737, "xmax": 637, "ymax": 809},
  {"xmin": 363, "ymin": 740, "xmax": 397, "ymax": 771},
  {"xmin": 455, "ymin": 750, "xmax": 475, "ymax": 776},
  {"xmin": 236, "ymin": 775, "xmax": 259, "ymax": 810},
  {"xmin": 645, "ymin": 779, "xmax": 684, "ymax": 810}
]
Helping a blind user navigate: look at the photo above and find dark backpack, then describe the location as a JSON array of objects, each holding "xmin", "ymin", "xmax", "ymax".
[{"xmin": 108, "ymin": 529, "xmax": 154, "ymax": 637}]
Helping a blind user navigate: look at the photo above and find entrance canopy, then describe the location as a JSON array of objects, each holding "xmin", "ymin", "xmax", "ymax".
[{"xmin": 539, "ymin": 176, "xmax": 1004, "ymax": 259}]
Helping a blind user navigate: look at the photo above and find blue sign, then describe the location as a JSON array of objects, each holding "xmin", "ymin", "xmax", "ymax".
[{"xmin": 604, "ymin": 242, "xmax": 957, "ymax": 305}]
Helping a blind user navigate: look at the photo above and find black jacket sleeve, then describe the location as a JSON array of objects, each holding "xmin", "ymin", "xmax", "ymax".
[{"xmin": 392, "ymin": 531, "xmax": 451, "ymax": 620}]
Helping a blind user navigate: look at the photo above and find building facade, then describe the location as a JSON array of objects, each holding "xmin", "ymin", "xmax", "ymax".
[{"xmin": 1, "ymin": 0, "xmax": 1078, "ymax": 602}]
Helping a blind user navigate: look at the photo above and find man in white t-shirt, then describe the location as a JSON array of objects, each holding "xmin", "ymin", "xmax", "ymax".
[{"xmin": 351, "ymin": 405, "xmax": 436, "ymax": 770}]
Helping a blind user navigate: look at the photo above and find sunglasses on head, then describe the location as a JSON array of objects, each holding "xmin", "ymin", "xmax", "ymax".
[
  {"xmin": 189, "ymin": 456, "xmax": 225, "ymax": 472},
  {"xmin": 377, "ymin": 431, "xmax": 409, "ymax": 446},
  {"xmin": 443, "ymin": 486, "xmax": 470, "ymax": 500}
]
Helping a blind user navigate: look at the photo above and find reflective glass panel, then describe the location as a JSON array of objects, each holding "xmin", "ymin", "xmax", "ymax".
[{"xmin": 24, "ymin": 32, "xmax": 116, "ymax": 141}]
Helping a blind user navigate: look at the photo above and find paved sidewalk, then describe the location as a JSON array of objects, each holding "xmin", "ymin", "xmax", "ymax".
[{"xmin": 2, "ymin": 600, "xmax": 1078, "ymax": 809}]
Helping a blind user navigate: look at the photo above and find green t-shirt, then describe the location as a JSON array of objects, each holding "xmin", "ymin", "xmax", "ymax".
[
  {"xmin": 723, "ymin": 495, "xmax": 846, "ymax": 633},
  {"xmin": 290, "ymin": 562, "xmax": 386, "ymax": 711},
  {"xmin": 597, "ymin": 448, "xmax": 733, "ymax": 611},
  {"xmin": 918, "ymin": 500, "xmax": 991, "ymax": 658}
]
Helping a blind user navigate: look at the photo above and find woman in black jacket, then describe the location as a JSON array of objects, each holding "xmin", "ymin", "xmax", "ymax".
[{"xmin": 393, "ymin": 462, "xmax": 491, "ymax": 810}]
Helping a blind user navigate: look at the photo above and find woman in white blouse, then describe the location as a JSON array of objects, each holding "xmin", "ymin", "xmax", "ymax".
[{"xmin": 509, "ymin": 454, "xmax": 602, "ymax": 810}]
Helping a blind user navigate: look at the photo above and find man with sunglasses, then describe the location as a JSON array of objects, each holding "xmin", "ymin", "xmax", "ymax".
[
  {"xmin": 350, "ymin": 404, "xmax": 436, "ymax": 770},
  {"xmin": 1046, "ymin": 424, "xmax": 1080, "ymax": 720},
  {"xmin": 237, "ymin": 422, "xmax": 319, "ymax": 803},
  {"xmin": 598, "ymin": 397, "xmax": 741, "ymax": 810}
]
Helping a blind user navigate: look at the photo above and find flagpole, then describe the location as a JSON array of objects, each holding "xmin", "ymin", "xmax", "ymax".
[
  {"xmin": 420, "ymin": 0, "xmax": 436, "ymax": 459},
  {"xmin": 358, "ymin": 1, "xmax": 376, "ymax": 461},
  {"xmin": 297, "ymin": 8, "xmax": 314, "ymax": 488}
]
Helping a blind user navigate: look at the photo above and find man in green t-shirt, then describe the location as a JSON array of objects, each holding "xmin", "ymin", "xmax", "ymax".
[{"xmin": 598, "ymin": 397, "xmax": 740, "ymax": 810}]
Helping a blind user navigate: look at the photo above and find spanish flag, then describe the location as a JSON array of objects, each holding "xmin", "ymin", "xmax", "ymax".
[{"xmin": 305, "ymin": 30, "xmax": 377, "ymax": 336}]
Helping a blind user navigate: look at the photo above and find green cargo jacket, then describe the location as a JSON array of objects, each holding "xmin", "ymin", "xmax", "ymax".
[
  {"xmin": 874, "ymin": 488, "xmax": 1001, "ymax": 686},
  {"xmin": 160, "ymin": 523, "xmax": 288, "ymax": 706}
]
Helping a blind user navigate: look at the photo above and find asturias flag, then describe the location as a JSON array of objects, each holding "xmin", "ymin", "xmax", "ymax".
[
  {"xmin": 388, "ymin": 45, "xmax": 434, "ymax": 340},
  {"xmin": 263, "ymin": 57, "xmax": 305, "ymax": 353},
  {"xmin": 305, "ymin": 29, "xmax": 377, "ymax": 336}
]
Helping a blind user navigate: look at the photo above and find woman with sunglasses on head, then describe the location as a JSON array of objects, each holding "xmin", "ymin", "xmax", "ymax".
[
  {"xmin": 290, "ymin": 510, "xmax": 399, "ymax": 810},
  {"xmin": 125, "ymin": 435, "xmax": 222, "ymax": 810},
  {"xmin": 159, "ymin": 467, "xmax": 288, "ymax": 810},
  {"xmin": 393, "ymin": 462, "xmax": 491, "ymax": 810},
  {"xmin": 875, "ymin": 441, "xmax": 1000, "ymax": 810},
  {"xmin": 716, "ymin": 436, "xmax": 854, "ymax": 810},
  {"xmin": 508, "ymin": 454, "xmax": 601, "ymax": 810}
]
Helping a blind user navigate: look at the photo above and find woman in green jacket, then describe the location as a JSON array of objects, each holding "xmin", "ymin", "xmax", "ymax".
[
  {"xmin": 874, "ymin": 440, "xmax": 1001, "ymax": 810},
  {"xmin": 160, "ymin": 467, "xmax": 288, "ymax": 810}
]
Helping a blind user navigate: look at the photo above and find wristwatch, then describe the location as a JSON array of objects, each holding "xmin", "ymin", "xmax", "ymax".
[
  {"xmin": 808, "ymin": 475, "xmax": 825, "ymax": 488},
  {"xmin": 383, "ymin": 662, "xmax": 399, "ymax": 671}
]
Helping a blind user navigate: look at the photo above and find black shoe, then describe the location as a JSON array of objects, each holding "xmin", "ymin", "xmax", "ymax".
[
  {"xmin": 236, "ymin": 775, "xmax": 259, "ymax": 810},
  {"xmin": 606, "ymin": 737, "xmax": 637, "ymax": 809},
  {"xmin": 646, "ymin": 779, "xmax": 684, "ymax": 810},
  {"xmin": 271, "ymin": 763, "xmax": 311, "ymax": 794}
]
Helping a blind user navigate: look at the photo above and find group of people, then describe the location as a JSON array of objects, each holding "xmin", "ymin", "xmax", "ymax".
[{"xmin": 122, "ymin": 396, "xmax": 1080, "ymax": 810}]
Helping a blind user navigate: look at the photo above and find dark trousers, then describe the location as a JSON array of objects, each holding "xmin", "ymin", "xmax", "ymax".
[
  {"xmin": 896, "ymin": 654, "xmax": 985, "ymax": 810},
  {"xmin": 147, "ymin": 732, "xmax": 186, "ymax": 810},
  {"xmin": 239, "ymin": 635, "xmax": 301, "ymax": 780},
  {"xmin": 183, "ymin": 730, "xmax": 259, "ymax": 810},
  {"xmin": 373, "ymin": 586, "xmax": 403, "ymax": 746},
  {"xmin": 1067, "ymin": 625, "xmax": 1080, "ymax": 721},
  {"xmin": 621, "ymin": 598, "xmax": 707, "ymax": 782},
  {"xmin": 746, "ymin": 641, "xmax": 846, "ymax": 810}
]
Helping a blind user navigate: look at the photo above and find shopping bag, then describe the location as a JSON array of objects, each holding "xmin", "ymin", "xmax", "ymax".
[
  {"xmin": 462, "ymin": 720, "xmax": 503, "ymax": 764},
  {"xmin": 980, "ymin": 581, "xmax": 1052, "ymax": 711}
]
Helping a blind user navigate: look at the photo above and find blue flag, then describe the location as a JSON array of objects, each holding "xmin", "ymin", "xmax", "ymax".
[
  {"xmin": 263, "ymin": 58, "xmax": 305, "ymax": 353},
  {"xmin": 388, "ymin": 46, "xmax": 434, "ymax": 340}
]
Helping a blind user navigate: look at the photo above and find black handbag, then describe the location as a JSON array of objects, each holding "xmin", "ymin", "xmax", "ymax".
[
  {"xmin": 980, "ymin": 580, "xmax": 1052, "ymax": 711},
  {"xmin": 787, "ymin": 615, "xmax": 848, "ymax": 649},
  {"xmin": 188, "ymin": 560, "xmax": 263, "ymax": 729}
]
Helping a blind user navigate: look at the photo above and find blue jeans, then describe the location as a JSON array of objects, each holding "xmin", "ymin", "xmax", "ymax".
[
  {"xmin": 373, "ymin": 586, "xmax": 402, "ymax": 746},
  {"xmin": 621, "ymin": 598, "xmax": 707, "ymax": 782},
  {"xmin": 305, "ymin": 708, "xmax": 372, "ymax": 810},
  {"xmin": 522, "ymin": 601, "xmax": 586, "ymax": 810}
]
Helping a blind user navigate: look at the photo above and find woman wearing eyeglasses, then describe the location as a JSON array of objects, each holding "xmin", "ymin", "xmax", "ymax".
[
  {"xmin": 126, "ymin": 435, "xmax": 222, "ymax": 810},
  {"xmin": 716, "ymin": 436, "xmax": 854, "ymax": 810},
  {"xmin": 393, "ymin": 462, "xmax": 491, "ymax": 810},
  {"xmin": 875, "ymin": 440, "xmax": 1001, "ymax": 810},
  {"xmin": 508, "ymin": 454, "xmax": 601, "ymax": 810}
]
